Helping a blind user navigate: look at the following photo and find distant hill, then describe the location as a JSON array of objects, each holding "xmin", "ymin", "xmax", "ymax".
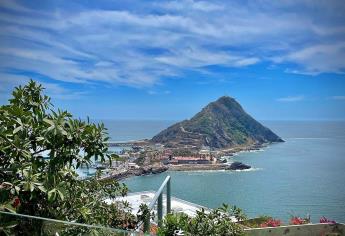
[{"xmin": 151, "ymin": 96, "xmax": 283, "ymax": 149}]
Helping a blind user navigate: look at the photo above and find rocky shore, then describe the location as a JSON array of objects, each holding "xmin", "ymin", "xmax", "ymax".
[
  {"xmin": 228, "ymin": 162, "xmax": 251, "ymax": 170},
  {"xmin": 170, "ymin": 164, "xmax": 229, "ymax": 171},
  {"xmin": 104, "ymin": 165, "xmax": 169, "ymax": 181},
  {"xmin": 169, "ymin": 162, "xmax": 251, "ymax": 171},
  {"xmin": 102, "ymin": 160, "xmax": 251, "ymax": 181}
]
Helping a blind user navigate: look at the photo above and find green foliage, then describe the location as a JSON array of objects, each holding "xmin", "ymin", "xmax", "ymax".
[
  {"xmin": 157, "ymin": 205, "xmax": 245, "ymax": 236},
  {"xmin": 0, "ymin": 80, "xmax": 135, "ymax": 234},
  {"xmin": 152, "ymin": 96, "xmax": 283, "ymax": 148},
  {"xmin": 111, "ymin": 154, "xmax": 125, "ymax": 162},
  {"xmin": 136, "ymin": 204, "xmax": 150, "ymax": 223},
  {"xmin": 136, "ymin": 203, "xmax": 155, "ymax": 232},
  {"xmin": 240, "ymin": 215, "xmax": 272, "ymax": 228},
  {"xmin": 219, "ymin": 204, "xmax": 247, "ymax": 222},
  {"xmin": 134, "ymin": 152, "xmax": 146, "ymax": 166},
  {"xmin": 157, "ymin": 213, "xmax": 190, "ymax": 236}
]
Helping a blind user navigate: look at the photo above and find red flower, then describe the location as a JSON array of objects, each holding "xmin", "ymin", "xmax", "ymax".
[
  {"xmin": 290, "ymin": 217, "xmax": 304, "ymax": 225},
  {"xmin": 12, "ymin": 197, "xmax": 21, "ymax": 208},
  {"xmin": 260, "ymin": 218, "xmax": 282, "ymax": 227}
]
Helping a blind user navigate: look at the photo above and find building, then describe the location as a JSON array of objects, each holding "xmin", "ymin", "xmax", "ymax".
[
  {"xmin": 127, "ymin": 162, "xmax": 140, "ymax": 170},
  {"xmin": 169, "ymin": 156, "xmax": 210, "ymax": 165}
]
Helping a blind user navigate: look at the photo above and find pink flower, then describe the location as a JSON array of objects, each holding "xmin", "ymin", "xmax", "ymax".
[
  {"xmin": 290, "ymin": 217, "xmax": 307, "ymax": 225},
  {"xmin": 320, "ymin": 216, "xmax": 336, "ymax": 224}
]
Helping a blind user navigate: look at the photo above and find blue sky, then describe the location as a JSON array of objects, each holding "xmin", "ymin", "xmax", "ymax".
[{"xmin": 0, "ymin": 0, "xmax": 345, "ymax": 120}]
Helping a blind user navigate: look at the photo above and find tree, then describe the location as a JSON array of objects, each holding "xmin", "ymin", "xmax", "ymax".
[{"xmin": 0, "ymin": 80, "xmax": 135, "ymax": 234}]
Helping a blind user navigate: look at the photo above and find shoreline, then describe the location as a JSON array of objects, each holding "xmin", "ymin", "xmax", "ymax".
[
  {"xmin": 169, "ymin": 163, "xmax": 230, "ymax": 171},
  {"xmin": 101, "ymin": 164, "xmax": 230, "ymax": 181},
  {"xmin": 101, "ymin": 165, "xmax": 168, "ymax": 181},
  {"xmin": 101, "ymin": 142, "xmax": 275, "ymax": 181}
]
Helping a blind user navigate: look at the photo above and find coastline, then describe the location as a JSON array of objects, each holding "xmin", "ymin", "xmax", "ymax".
[
  {"xmin": 101, "ymin": 164, "xmax": 230, "ymax": 181},
  {"xmin": 102, "ymin": 142, "xmax": 276, "ymax": 181},
  {"xmin": 169, "ymin": 163, "xmax": 230, "ymax": 171},
  {"xmin": 101, "ymin": 165, "xmax": 168, "ymax": 181}
]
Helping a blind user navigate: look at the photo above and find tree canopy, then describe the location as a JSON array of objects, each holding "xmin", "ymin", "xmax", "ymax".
[{"xmin": 0, "ymin": 80, "xmax": 135, "ymax": 234}]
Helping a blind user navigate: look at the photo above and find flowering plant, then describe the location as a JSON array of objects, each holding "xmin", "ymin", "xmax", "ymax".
[
  {"xmin": 289, "ymin": 216, "xmax": 310, "ymax": 225},
  {"xmin": 12, "ymin": 196, "xmax": 21, "ymax": 208},
  {"xmin": 260, "ymin": 218, "xmax": 282, "ymax": 227},
  {"xmin": 320, "ymin": 216, "xmax": 336, "ymax": 224}
]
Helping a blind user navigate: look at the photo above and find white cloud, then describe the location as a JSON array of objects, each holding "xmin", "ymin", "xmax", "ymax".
[
  {"xmin": 155, "ymin": 47, "xmax": 258, "ymax": 68},
  {"xmin": 233, "ymin": 57, "xmax": 260, "ymax": 67},
  {"xmin": 276, "ymin": 42, "xmax": 345, "ymax": 74},
  {"xmin": 0, "ymin": 73, "xmax": 29, "ymax": 93},
  {"xmin": 277, "ymin": 95, "xmax": 305, "ymax": 102},
  {"xmin": 0, "ymin": 0, "xmax": 344, "ymax": 89},
  {"xmin": 331, "ymin": 96, "xmax": 345, "ymax": 100},
  {"xmin": 40, "ymin": 82, "xmax": 87, "ymax": 100},
  {"xmin": 158, "ymin": 0, "xmax": 224, "ymax": 12},
  {"xmin": 0, "ymin": 73, "xmax": 85, "ymax": 101},
  {"xmin": 147, "ymin": 90, "xmax": 157, "ymax": 95},
  {"xmin": 147, "ymin": 90, "xmax": 171, "ymax": 95},
  {"xmin": 0, "ymin": 0, "xmax": 38, "ymax": 14}
]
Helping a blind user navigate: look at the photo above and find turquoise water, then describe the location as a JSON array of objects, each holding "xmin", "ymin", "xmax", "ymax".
[
  {"xmin": 106, "ymin": 120, "xmax": 345, "ymax": 223},
  {"xmin": 76, "ymin": 146, "xmax": 132, "ymax": 178}
]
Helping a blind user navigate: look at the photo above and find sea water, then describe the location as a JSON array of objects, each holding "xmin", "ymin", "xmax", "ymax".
[{"xmin": 106, "ymin": 120, "xmax": 345, "ymax": 223}]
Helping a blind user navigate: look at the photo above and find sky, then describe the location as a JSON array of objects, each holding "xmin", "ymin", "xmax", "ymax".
[{"xmin": 0, "ymin": 0, "xmax": 345, "ymax": 121}]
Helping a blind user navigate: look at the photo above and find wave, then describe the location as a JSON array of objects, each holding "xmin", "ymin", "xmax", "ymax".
[
  {"xmin": 185, "ymin": 170, "xmax": 228, "ymax": 174},
  {"xmin": 247, "ymin": 149, "xmax": 266, "ymax": 153},
  {"xmin": 182, "ymin": 167, "xmax": 263, "ymax": 175},
  {"xmin": 231, "ymin": 167, "xmax": 263, "ymax": 172},
  {"xmin": 223, "ymin": 147, "xmax": 268, "ymax": 158},
  {"xmin": 287, "ymin": 137, "xmax": 331, "ymax": 140}
]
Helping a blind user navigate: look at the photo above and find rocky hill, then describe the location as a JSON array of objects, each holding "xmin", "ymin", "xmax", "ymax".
[{"xmin": 151, "ymin": 96, "xmax": 283, "ymax": 149}]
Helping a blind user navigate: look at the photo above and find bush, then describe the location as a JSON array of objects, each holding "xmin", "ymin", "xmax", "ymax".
[
  {"xmin": 157, "ymin": 205, "xmax": 245, "ymax": 236},
  {"xmin": 157, "ymin": 213, "xmax": 190, "ymax": 236},
  {"xmin": 240, "ymin": 215, "xmax": 272, "ymax": 228}
]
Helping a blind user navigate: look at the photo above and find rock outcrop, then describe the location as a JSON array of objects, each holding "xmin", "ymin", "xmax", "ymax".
[{"xmin": 228, "ymin": 162, "xmax": 251, "ymax": 170}]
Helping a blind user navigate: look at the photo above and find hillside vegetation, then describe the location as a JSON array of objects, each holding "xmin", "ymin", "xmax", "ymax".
[{"xmin": 152, "ymin": 96, "xmax": 283, "ymax": 149}]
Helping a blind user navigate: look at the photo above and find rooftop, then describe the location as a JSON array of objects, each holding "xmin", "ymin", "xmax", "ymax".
[
  {"xmin": 107, "ymin": 191, "xmax": 223, "ymax": 219},
  {"xmin": 173, "ymin": 156, "xmax": 204, "ymax": 161}
]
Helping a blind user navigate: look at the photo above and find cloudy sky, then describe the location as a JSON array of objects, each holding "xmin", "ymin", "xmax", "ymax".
[{"xmin": 0, "ymin": 0, "xmax": 345, "ymax": 120}]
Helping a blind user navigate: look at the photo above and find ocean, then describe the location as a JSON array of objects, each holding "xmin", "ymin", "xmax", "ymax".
[{"xmin": 103, "ymin": 120, "xmax": 345, "ymax": 223}]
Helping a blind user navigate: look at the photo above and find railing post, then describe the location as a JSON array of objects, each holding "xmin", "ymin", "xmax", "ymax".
[
  {"xmin": 142, "ymin": 176, "xmax": 171, "ymax": 233},
  {"xmin": 167, "ymin": 177, "xmax": 171, "ymax": 214},
  {"xmin": 158, "ymin": 193, "xmax": 163, "ymax": 227}
]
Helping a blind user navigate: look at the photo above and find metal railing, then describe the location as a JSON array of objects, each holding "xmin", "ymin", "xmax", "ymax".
[
  {"xmin": 143, "ymin": 175, "xmax": 171, "ymax": 233},
  {"xmin": 244, "ymin": 223, "xmax": 345, "ymax": 236},
  {"xmin": 0, "ymin": 210, "xmax": 137, "ymax": 235}
]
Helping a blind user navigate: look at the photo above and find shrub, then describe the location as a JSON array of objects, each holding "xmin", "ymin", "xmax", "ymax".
[
  {"xmin": 157, "ymin": 213, "xmax": 190, "ymax": 236},
  {"xmin": 157, "ymin": 205, "xmax": 245, "ymax": 236},
  {"xmin": 240, "ymin": 215, "xmax": 272, "ymax": 228}
]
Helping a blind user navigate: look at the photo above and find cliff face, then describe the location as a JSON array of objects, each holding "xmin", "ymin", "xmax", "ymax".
[{"xmin": 151, "ymin": 96, "xmax": 283, "ymax": 149}]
